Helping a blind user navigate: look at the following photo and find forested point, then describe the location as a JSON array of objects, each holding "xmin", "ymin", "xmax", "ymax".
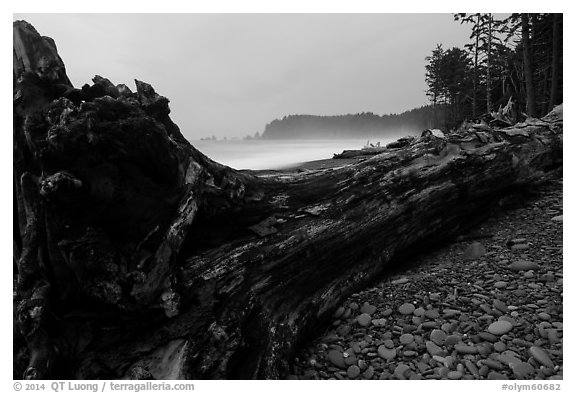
[{"xmin": 260, "ymin": 107, "xmax": 436, "ymax": 140}]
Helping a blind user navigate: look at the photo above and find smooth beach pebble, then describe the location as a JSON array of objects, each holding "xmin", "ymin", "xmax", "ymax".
[
  {"xmin": 347, "ymin": 365, "xmax": 361, "ymax": 379},
  {"xmin": 529, "ymin": 346, "xmax": 555, "ymax": 368},
  {"xmin": 444, "ymin": 335, "xmax": 461, "ymax": 346},
  {"xmin": 454, "ymin": 344, "xmax": 478, "ymax": 354},
  {"xmin": 426, "ymin": 340, "xmax": 444, "ymax": 356},
  {"xmin": 399, "ymin": 333, "xmax": 414, "ymax": 345},
  {"xmin": 510, "ymin": 362, "xmax": 536, "ymax": 379},
  {"xmin": 398, "ymin": 303, "xmax": 415, "ymax": 315},
  {"xmin": 509, "ymin": 260, "xmax": 540, "ymax": 272},
  {"xmin": 430, "ymin": 329, "xmax": 447, "ymax": 346},
  {"xmin": 383, "ymin": 339, "xmax": 395, "ymax": 349},
  {"xmin": 327, "ymin": 350, "xmax": 346, "ymax": 369},
  {"xmin": 537, "ymin": 312, "xmax": 551, "ymax": 321},
  {"xmin": 377, "ymin": 345, "xmax": 396, "ymax": 360},
  {"xmin": 360, "ymin": 303, "xmax": 377, "ymax": 315},
  {"xmin": 487, "ymin": 320, "xmax": 513, "ymax": 335},
  {"xmin": 356, "ymin": 313, "xmax": 372, "ymax": 327},
  {"xmin": 394, "ymin": 364, "xmax": 411, "ymax": 380},
  {"xmin": 493, "ymin": 341, "xmax": 507, "ymax": 352}
]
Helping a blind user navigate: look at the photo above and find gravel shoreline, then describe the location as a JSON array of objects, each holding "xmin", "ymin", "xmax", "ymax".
[{"xmin": 288, "ymin": 178, "xmax": 563, "ymax": 380}]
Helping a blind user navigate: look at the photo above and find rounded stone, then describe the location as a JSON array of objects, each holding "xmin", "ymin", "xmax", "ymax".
[
  {"xmin": 509, "ymin": 260, "xmax": 540, "ymax": 272},
  {"xmin": 497, "ymin": 353, "xmax": 521, "ymax": 367},
  {"xmin": 327, "ymin": 350, "xmax": 346, "ymax": 369},
  {"xmin": 478, "ymin": 332, "xmax": 498, "ymax": 342},
  {"xmin": 430, "ymin": 329, "xmax": 447, "ymax": 346},
  {"xmin": 360, "ymin": 303, "xmax": 377, "ymax": 315},
  {"xmin": 493, "ymin": 341, "xmax": 507, "ymax": 352},
  {"xmin": 493, "ymin": 299, "xmax": 509, "ymax": 313},
  {"xmin": 399, "ymin": 333, "xmax": 414, "ymax": 345},
  {"xmin": 437, "ymin": 366, "xmax": 450, "ymax": 378},
  {"xmin": 377, "ymin": 345, "xmax": 396, "ymax": 360},
  {"xmin": 487, "ymin": 320, "xmax": 513, "ymax": 335},
  {"xmin": 426, "ymin": 340, "xmax": 444, "ymax": 357},
  {"xmin": 424, "ymin": 308, "xmax": 440, "ymax": 319},
  {"xmin": 484, "ymin": 358, "xmax": 505, "ymax": 371},
  {"xmin": 398, "ymin": 303, "xmax": 415, "ymax": 315},
  {"xmin": 477, "ymin": 343, "xmax": 493, "ymax": 356},
  {"xmin": 529, "ymin": 346, "xmax": 555, "ymax": 368},
  {"xmin": 357, "ymin": 313, "xmax": 372, "ymax": 327},
  {"xmin": 454, "ymin": 344, "xmax": 478, "ymax": 355},
  {"xmin": 510, "ymin": 362, "xmax": 536, "ymax": 379},
  {"xmin": 538, "ymin": 312, "xmax": 551, "ymax": 321},
  {"xmin": 445, "ymin": 334, "xmax": 462, "ymax": 346},
  {"xmin": 413, "ymin": 307, "xmax": 425, "ymax": 317},
  {"xmin": 383, "ymin": 339, "xmax": 395, "ymax": 349},
  {"xmin": 487, "ymin": 371, "xmax": 509, "ymax": 380},
  {"xmin": 511, "ymin": 244, "xmax": 530, "ymax": 251},
  {"xmin": 422, "ymin": 321, "xmax": 438, "ymax": 329},
  {"xmin": 344, "ymin": 355, "xmax": 358, "ymax": 366},
  {"xmin": 447, "ymin": 371, "xmax": 463, "ymax": 380},
  {"xmin": 494, "ymin": 281, "xmax": 508, "ymax": 289},
  {"xmin": 362, "ymin": 365, "xmax": 374, "ymax": 379},
  {"xmin": 347, "ymin": 365, "xmax": 361, "ymax": 379},
  {"xmin": 443, "ymin": 309, "xmax": 461, "ymax": 318},
  {"xmin": 393, "ymin": 364, "xmax": 411, "ymax": 380}
]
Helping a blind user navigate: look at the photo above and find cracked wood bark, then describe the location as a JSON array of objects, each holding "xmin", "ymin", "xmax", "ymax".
[{"xmin": 13, "ymin": 20, "xmax": 563, "ymax": 379}]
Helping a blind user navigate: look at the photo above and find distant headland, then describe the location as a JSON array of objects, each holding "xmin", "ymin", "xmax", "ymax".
[{"xmin": 258, "ymin": 106, "xmax": 437, "ymax": 140}]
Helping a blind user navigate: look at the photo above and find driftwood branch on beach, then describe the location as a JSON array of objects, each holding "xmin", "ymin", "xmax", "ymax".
[{"xmin": 13, "ymin": 20, "xmax": 563, "ymax": 379}]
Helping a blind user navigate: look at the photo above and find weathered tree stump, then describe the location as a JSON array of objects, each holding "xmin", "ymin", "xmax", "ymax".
[{"xmin": 13, "ymin": 20, "xmax": 563, "ymax": 379}]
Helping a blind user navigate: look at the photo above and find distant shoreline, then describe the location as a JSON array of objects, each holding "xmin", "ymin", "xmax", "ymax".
[{"xmin": 242, "ymin": 156, "xmax": 366, "ymax": 176}]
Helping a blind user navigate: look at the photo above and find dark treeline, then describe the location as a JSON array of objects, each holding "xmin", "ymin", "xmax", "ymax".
[
  {"xmin": 426, "ymin": 13, "xmax": 563, "ymax": 130},
  {"xmin": 260, "ymin": 106, "xmax": 442, "ymax": 139}
]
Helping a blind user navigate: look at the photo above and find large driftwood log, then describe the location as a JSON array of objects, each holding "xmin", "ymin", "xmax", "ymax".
[{"xmin": 13, "ymin": 21, "xmax": 563, "ymax": 380}]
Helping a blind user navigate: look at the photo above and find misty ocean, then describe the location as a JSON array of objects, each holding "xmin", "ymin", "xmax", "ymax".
[{"xmin": 193, "ymin": 139, "xmax": 396, "ymax": 170}]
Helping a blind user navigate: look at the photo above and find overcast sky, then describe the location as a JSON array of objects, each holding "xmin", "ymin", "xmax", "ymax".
[{"xmin": 14, "ymin": 13, "xmax": 479, "ymax": 140}]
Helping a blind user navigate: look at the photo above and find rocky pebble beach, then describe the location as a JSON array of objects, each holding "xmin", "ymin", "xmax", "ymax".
[{"xmin": 288, "ymin": 179, "xmax": 562, "ymax": 380}]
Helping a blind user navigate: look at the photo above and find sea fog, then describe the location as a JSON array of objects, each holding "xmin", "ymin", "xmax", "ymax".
[{"xmin": 192, "ymin": 139, "xmax": 397, "ymax": 170}]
